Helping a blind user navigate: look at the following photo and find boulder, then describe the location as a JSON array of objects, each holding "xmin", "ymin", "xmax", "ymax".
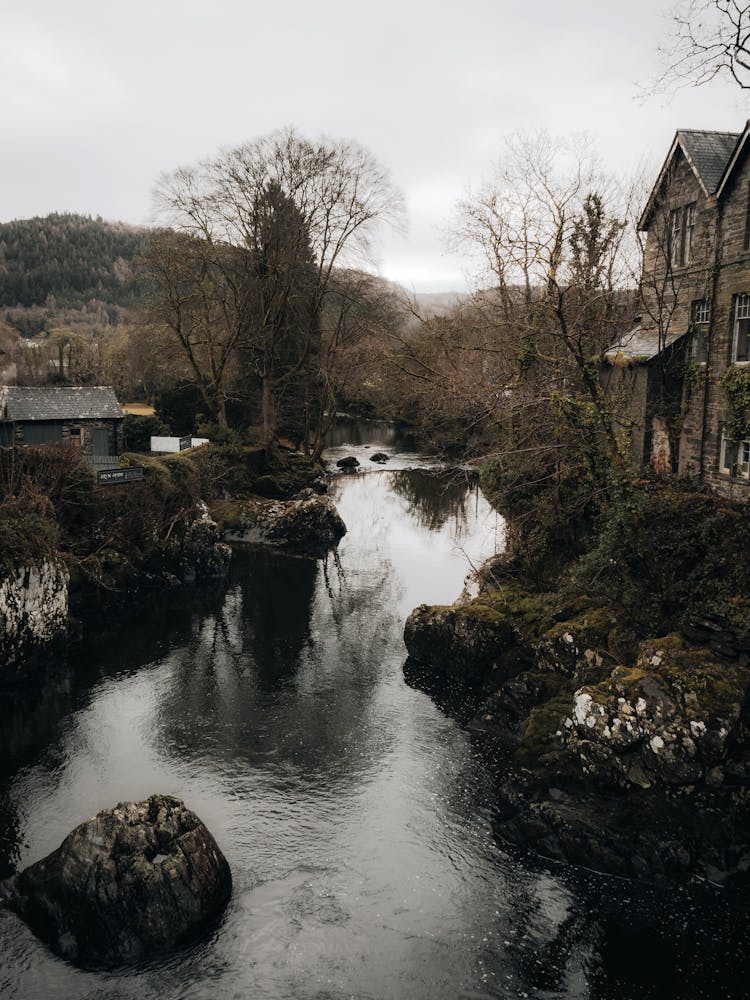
[
  {"xmin": 369, "ymin": 452, "xmax": 389, "ymax": 464},
  {"xmin": 335, "ymin": 456, "xmax": 359, "ymax": 471},
  {"xmin": 6, "ymin": 794, "xmax": 231, "ymax": 969},
  {"xmin": 217, "ymin": 494, "xmax": 346, "ymax": 558},
  {"xmin": 265, "ymin": 494, "xmax": 347, "ymax": 556}
]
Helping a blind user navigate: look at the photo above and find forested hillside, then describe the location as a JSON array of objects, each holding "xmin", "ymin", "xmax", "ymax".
[{"xmin": 0, "ymin": 214, "xmax": 147, "ymax": 309}]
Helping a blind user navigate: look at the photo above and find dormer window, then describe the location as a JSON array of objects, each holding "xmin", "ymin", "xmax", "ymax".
[{"xmin": 733, "ymin": 294, "xmax": 750, "ymax": 362}]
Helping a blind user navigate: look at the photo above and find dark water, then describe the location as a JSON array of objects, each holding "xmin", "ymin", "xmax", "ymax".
[{"xmin": 0, "ymin": 431, "xmax": 748, "ymax": 999}]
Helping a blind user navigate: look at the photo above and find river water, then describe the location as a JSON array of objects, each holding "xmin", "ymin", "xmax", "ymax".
[{"xmin": 0, "ymin": 423, "xmax": 748, "ymax": 999}]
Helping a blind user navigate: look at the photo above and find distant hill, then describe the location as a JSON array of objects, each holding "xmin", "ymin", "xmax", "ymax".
[
  {"xmin": 0, "ymin": 213, "xmax": 148, "ymax": 309},
  {"xmin": 411, "ymin": 291, "xmax": 466, "ymax": 317}
]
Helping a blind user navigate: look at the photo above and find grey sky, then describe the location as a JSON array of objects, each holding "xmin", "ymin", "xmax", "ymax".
[{"xmin": 1, "ymin": 0, "xmax": 746, "ymax": 291}]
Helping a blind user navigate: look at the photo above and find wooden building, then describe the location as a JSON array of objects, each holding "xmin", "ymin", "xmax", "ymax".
[
  {"xmin": 602, "ymin": 122, "xmax": 750, "ymax": 495},
  {"xmin": 0, "ymin": 386, "xmax": 124, "ymax": 456}
]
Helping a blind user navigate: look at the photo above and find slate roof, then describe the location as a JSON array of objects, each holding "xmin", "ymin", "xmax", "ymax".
[
  {"xmin": 638, "ymin": 127, "xmax": 742, "ymax": 230},
  {"xmin": 678, "ymin": 130, "xmax": 741, "ymax": 194},
  {"xmin": 0, "ymin": 386, "xmax": 124, "ymax": 422},
  {"xmin": 603, "ymin": 326, "xmax": 687, "ymax": 363}
]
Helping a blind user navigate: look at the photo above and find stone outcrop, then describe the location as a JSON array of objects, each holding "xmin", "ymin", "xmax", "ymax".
[
  {"xmin": 404, "ymin": 575, "xmax": 750, "ymax": 884},
  {"xmin": 175, "ymin": 501, "xmax": 232, "ymax": 582},
  {"xmin": 216, "ymin": 492, "xmax": 346, "ymax": 558},
  {"xmin": 369, "ymin": 452, "xmax": 389, "ymax": 464},
  {"xmin": 5, "ymin": 794, "xmax": 231, "ymax": 969},
  {"xmin": 335, "ymin": 456, "xmax": 360, "ymax": 471},
  {"xmin": 0, "ymin": 560, "xmax": 69, "ymax": 670},
  {"xmin": 404, "ymin": 599, "xmax": 530, "ymax": 687}
]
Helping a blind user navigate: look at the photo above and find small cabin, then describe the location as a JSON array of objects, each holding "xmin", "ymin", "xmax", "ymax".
[{"xmin": 0, "ymin": 386, "xmax": 124, "ymax": 456}]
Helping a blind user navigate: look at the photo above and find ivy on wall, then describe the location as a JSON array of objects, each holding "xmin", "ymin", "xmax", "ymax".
[{"xmin": 722, "ymin": 366, "xmax": 750, "ymax": 442}]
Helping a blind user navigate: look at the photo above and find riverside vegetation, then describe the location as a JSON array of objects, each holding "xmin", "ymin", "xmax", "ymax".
[
  {"xmin": 0, "ymin": 439, "xmax": 328, "ymax": 668},
  {"xmin": 404, "ymin": 466, "xmax": 750, "ymax": 885}
]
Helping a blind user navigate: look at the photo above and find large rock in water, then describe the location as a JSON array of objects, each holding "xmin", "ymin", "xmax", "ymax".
[
  {"xmin": 7, "ymin": 795, "xmax": 231, "ymax": 969},
  {"xmin": 218, "ymin": 493, "xmax": 347, "ymax": 558}
]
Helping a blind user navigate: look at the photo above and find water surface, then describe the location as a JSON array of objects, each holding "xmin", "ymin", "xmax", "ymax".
[{"xmin": 0, "ymin": 428, "xmax": 747, "ymax": 999}]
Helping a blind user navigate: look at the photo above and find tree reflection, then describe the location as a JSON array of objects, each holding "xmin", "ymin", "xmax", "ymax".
[{"xmin": 389, "ymin": 468, "xmax": 479, "ymax": 532}]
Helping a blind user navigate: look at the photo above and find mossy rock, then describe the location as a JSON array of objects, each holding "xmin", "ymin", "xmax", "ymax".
[
  {"xmin": 404, "ymin": 600, "xmax": 527, "ymax": 688},
  {"xmin": 516, "ymin": 692, "xmax": 578, "ymax": 780}
]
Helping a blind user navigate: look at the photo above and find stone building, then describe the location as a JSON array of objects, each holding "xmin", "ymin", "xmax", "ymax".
[
  {"xmin": 602, "ymin": 122, "xmax": 750, "ymax": 495},
  {"xmin": 0, "ymin": 385, "xmax": 124, "ymax": 456}
]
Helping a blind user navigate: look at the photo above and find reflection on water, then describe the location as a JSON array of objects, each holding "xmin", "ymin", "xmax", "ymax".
[
  {"xmin": 389, "ymin": 468, "xmax": 481, "ymax": 533},
  {"xmin": 323, "ymin": 415, "xmax": 417, "ymax": 451},
  {"xmin": 0, "ymin": 438, "xmax": 748, "ymax": 999}
]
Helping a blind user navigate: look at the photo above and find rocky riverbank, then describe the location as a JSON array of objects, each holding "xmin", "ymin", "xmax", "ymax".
[
  {"xmin": 0, "ymin": 443, "xmax": 344, "ymax": 672},
  {"xmin": 404, "ymin": 561, "xmax": 750, "ymax": 885}
]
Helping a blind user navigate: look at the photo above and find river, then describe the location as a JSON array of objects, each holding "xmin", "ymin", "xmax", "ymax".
[{"xmin": 0, "ymin": 422, "xmax": 747, "ymax": 999}]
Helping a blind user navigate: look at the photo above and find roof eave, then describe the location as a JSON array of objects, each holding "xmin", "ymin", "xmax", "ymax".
[{"xmin": 716, "ymin": 124, "xmax": 750, "ymax": 199}]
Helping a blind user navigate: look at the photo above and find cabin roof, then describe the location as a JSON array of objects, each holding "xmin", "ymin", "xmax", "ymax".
[{"xmin": 0, "ymin": 386, "xmax": 124, "ymax": 422}]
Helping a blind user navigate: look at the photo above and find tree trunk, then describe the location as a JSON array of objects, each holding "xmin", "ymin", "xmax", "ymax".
[{"xmin": 262, "ymin": 377, "xmax": 275, "ymax": 452}]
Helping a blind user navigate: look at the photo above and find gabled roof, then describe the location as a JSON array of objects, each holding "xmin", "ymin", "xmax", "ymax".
[
  {"xmin": 603, "ymin": 326, "xmax": 687, "ymax": 363},
  {"xmin": 638, "ymin": 129, "xmax": 741, "ymax": 231},
  {"xmin": 0, "ymin": 386, "xmax": 123, "ymax": 421}
]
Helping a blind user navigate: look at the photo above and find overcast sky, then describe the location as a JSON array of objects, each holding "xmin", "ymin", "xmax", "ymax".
[{"xmin": 1, "ymin": 0, "xmax": 747, "ymax": 291}]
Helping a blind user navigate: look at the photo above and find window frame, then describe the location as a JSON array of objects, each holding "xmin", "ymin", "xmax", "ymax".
[
  {"xmin": 684, "ymin": 203, "xmax": 696, "ymax": 264},
  {"xmin": 733, "ymin": 294, "xmax": 750, "ymax": 363},
  {"xmin": 688, "ymin": 298, "xmax": 710, "ymax": 363},
  {"xmin": 720, "ymin": 429, "xmax": 750, "ymax": 478},
  {"xmin": 670, "ymin": 207, "xmax": 683, "ymax": 267}
]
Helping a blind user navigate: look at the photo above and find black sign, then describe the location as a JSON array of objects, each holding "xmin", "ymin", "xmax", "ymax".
[
  {"xmin": 97, "ymin": 466, "xmax": 145, "ymax": 485},
  {"xmin": 179, "ymin": 436, "xmax": 192, "ymax": 451}
]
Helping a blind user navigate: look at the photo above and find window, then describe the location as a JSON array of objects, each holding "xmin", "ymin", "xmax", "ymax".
[
  {"xmin": 670, "ymin": 208, "xmax": 682, "ymax": 266},
  {"xmin": 733, "ymin": 294, "xmax": 750, "ymax": 362},
  {"xmin": 742, "ymin": 440, "xmax": 750, "ymax": 478},
  {"xmin": 720, "ymin": 430, "xmax": 750, "ymax": 478},
  {"xmin": 684, "ymin": 203, "xmax": 696, "ymax": 264},
  {"xmin": 688, "ymin": 299, "xmax": 710, "ymax": 362}
]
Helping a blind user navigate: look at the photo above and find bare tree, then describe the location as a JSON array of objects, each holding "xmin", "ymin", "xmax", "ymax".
[
  {"xmin": 149, "ymin": 127, "xmax": 405, "ymax": 446},
  {"xmin": 142, "ymin": 230, "xmax": 248, "ymax": 428},
  {"xmin": 651, "ymin": 0, "xmax": 750, "ymax": 92},
  {"xmin": 451, "ymin": 133, "xmax": 636, "ymax": 473}
]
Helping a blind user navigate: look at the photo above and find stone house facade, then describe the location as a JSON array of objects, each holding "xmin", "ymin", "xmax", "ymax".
[
  {"xmin": 602, "ymin": 122, "xmax": 750, "ymax": 495},
  {"xmin": 0, "ymin": 386, "xmax": 124, "ymax": 456}
]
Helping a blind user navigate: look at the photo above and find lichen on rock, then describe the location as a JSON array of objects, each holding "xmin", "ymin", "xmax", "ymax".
[{"xmin": 558, "ymin": 639, "xmax": 750, "ymax": 789}]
